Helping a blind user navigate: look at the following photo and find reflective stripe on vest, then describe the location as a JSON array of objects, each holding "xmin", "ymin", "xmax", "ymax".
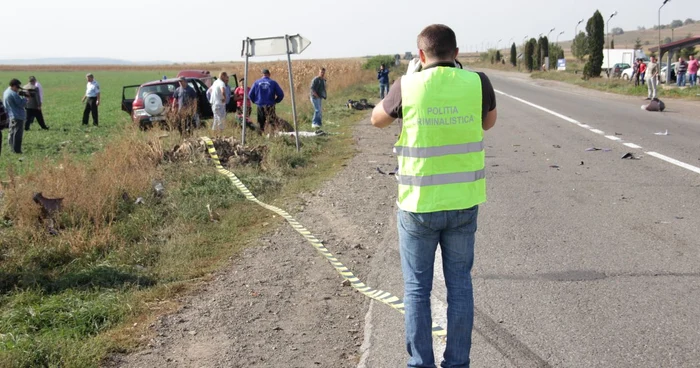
[
  {"xmin": 396, "ymin": 67, "xmax": 486, "ymax": 213},
  {"xmin": 394, "ymin": 141, "xmax": 484, "ymax": 158}
]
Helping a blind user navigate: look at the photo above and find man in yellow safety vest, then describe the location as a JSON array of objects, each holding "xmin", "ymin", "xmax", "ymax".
[{"xmin": 371, "ymin": 24, "xmax": 497, "ymax": 367}]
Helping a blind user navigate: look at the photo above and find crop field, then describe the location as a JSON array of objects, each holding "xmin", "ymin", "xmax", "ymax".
[
  {"xmin": 0, "ymin": 59, "xmax": 380, "ymax": 367},
  {"xmin": 0, "ymin": 59, "xmax": 375, "ymax": 177}
]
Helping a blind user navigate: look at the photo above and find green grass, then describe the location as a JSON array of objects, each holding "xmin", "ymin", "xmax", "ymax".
[
  {"xmin": 0, "ymin": 69, "xmax": 377, "ymax": 367},
  {"xmin": 0, "ymin": 71, "xmax": 171, "ymax": 176}
]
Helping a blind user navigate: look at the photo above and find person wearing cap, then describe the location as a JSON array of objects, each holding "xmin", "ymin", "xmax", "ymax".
[
  {"xmin": 81, "ymin": 73, "xmax": 100, "ymax": 126},
  {"xmin": 208, "ymin": 71, "xmax": 229, "ymax": 131},
  {"xmin": 3, "ymin": 79, "xmax": 31, "ymax": 154},
  {"xmin": 171, "ymin": 77, "xmax": 198, "ymax": 133},
  {"xmin": 23, "ymin": 77, "xmax": 49, "ymax": 131},
  {"xmin": 248, "ymin": 69, "xmax": 284, "ymax": 133}
]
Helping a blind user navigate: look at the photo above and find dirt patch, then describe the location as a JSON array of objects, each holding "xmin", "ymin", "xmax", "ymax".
[
  {"xmin": 106, "ymin": 117, "xmax": 402, "ymax": 368},
  {"xmin": 163, "ymin": 137, "xmax": 267, "ymax": 167}
]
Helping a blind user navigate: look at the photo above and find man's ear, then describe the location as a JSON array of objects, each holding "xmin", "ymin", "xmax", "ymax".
[{"xmin": 419, "ymin": 49, "xmax": 427, "ymax": 64}]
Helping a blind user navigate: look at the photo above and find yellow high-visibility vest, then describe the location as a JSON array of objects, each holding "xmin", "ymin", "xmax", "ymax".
[{"xmin": 396, "ymin": 67, "xmax": 486, "ymax": 213}]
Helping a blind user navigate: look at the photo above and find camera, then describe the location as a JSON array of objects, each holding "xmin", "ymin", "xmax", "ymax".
[{"xmin": 18, "ymin": 90, "xmax": 29, "ymax": 97}]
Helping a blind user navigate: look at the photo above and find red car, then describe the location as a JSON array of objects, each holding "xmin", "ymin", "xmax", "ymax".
[{"xmin": 177, "ymin": 70, "xmax": 215, "ymax": 88}]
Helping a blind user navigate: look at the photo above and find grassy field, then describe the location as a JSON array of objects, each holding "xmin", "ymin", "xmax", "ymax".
[{"xmin": 0, "ymin": 61, "xmax": 379, "ymax": 367}]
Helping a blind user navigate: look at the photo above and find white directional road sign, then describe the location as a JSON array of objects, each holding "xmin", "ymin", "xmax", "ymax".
[{"xmin": 243, "ymin": 34, "xmax": 311, "ymax": 57}]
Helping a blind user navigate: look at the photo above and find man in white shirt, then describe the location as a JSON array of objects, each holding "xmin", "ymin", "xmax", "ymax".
[
  {"xmin": 208, "ymin": 72, "xmax": 229, "ymax": 131},
  {"xmin": 81, "ymin": 73, "xmax": 100, "ymax": 126}
]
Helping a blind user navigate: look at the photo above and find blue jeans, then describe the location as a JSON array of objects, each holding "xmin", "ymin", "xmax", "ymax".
[
  {"xmin": 677, "ymin": 72, "xmax": 686, "ymax": 87},
  {"xmin": 380, "ymin": 83, "xmax": 389, "ymax": 99},
  {"xmin": 310, "ymin": 97, "xmax": 322, "ymax": 127},
  {"xmin": 688, "ymin": 73, "xmax": 697, "ymax": 87},
  {"xmin": 398, "ymin": 206, "xmax": 479, "ymax": 368}
]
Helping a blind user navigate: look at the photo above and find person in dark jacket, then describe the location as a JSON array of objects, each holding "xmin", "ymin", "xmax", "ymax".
[
  {"xmin": 378, "ymin": 64, "xmax": 390, "ymax": 99},
  {"xmin": 676, "ymin": 57, "xmax": 688, "ymax": 87},
  {"xmin": 248, "ymin": 69, "xmax": 284, "ymax": 133},
  {"xmin": 309, "ymin": 67, "xmax": 327, "ymax": 129},
  {"xmin": 24, "ymin": 76, "xmax": 49, "ymax": 131}
]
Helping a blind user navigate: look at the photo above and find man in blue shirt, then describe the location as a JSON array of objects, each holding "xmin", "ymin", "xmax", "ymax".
[
  {"xmin": 248, "ymin": 69, "xmax": 284, "ymax": 133},
  {"xmin": 3, "ymin": 79, "xmax": 30, "ymax": 154},
  {"xmin": 377, "ymin": 63, "xmax": 390, "ymax": 99}
]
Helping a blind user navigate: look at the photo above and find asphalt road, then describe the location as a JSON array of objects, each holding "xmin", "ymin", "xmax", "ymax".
[{"xmin": 358, "ymin": 71, "xmax": 700, "ymax": 368}]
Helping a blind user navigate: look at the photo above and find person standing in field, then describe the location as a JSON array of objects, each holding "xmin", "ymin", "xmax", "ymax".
[
  {"xmin": 23, "ymin": 77, "xmax": 49, "ymax": 131},
  {"xmin": 688, "ymin": 55, "xmax": 699, "ymax": 87},
  {"xmin": 377, "ymin": 63, "xmax": 390, "ymax": 99},
  {"xmin": 208, "ymin": 71, "xmax": 228, "ymax": 131},
  {"xmin": 81, "ymin": 73, "xmax": 100, "ymax": 126},
  {"xmin": 172, "ymin": 77, "xmax": 198, "ymax": 134},
  {"xmin": 234, "ymin": 78, "xmax": 251, "ymax": 118},
  {"xmin": 645, "ymin": 56, "xmax": 659, "ymax": 100},
  {"xmin": 4, "ymin": 79, "xmax": 31, "ymax": 154},
  {"xmin": 248, "ymin": 69, "xmax": 284, "ymax": 134},
  {"xmin": 370, "ymin": 23, "xmax": 497, "ymax": 367},
  {"xmin": 309, "ymin": 67, "xmax": 327, "ymax": 129}
]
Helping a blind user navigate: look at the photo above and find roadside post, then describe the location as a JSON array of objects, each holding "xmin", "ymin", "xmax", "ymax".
[{"xmin": 240, "ymin": 34, "xmax": 311, "ymax": 152}]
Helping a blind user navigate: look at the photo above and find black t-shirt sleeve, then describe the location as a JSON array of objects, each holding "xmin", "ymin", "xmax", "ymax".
[
  {"xmin": 382, "ymin": 72, "xmax": 495, "ymax": 120},
  {"xmin": 477, "ymin": 72, "xmax": 496, "ymax": 118},
  {"xmin": 382, "ymin": 77, "xmax": 403, "ymax": 119}
]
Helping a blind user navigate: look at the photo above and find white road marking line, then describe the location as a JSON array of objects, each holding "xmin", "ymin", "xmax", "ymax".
[
  {"xmin": 578, "ymin": 124, "xmax": 592, "ymax": 129},
  {"xmin": 495, "ymin": 90, "xmax": 580, "ymax": 124},
  {"xmin": 495, "ymin": 89, "xmax": 700, "ymax": 176},
  {"xmin": 605, "ymin": 135, "xmax": 622, "ymax": 141},
  {"xmin": 645, "ymin": 152, "xmax": 700, "ymax": 175}
]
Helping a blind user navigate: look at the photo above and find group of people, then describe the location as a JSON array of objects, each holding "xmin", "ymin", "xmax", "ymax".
[
  {"xmin": 675, "ymin": 55, "xmax": 699, "ymax": 87},
  {"xmin": 0, "ymin": 73, "xmax": 103, "ymax": 155},
  {"xmin": 632, "ymin": 58, "xmax": 648, "ymax": 86},
  {"xmin": 180, "ymin": 68, "xmax": 328, "ymax": 134},
  {"xmin": 1, "ymin": 77, "xmax": 51, "ymax": 155}
]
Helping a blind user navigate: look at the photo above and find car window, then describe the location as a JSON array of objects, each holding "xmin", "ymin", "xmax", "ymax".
[{"xmin": 138, "ymin": 83, "xmax": 177, "ymax": 100}]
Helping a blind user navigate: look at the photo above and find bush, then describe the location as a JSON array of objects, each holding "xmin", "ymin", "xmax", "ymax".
[{"xmin": 363, "ymin": 55, "xmax": 396, "ymax": 71}]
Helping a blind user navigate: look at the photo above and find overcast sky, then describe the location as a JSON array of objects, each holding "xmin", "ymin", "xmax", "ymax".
[{"xmin": 3, "ymin": 0, "xmax": 695, "ymax": 63}]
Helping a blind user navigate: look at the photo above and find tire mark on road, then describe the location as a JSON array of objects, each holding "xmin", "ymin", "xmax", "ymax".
[{"xmin": 473, "ymin": 307, "xmax": 553, "ymax": 368}]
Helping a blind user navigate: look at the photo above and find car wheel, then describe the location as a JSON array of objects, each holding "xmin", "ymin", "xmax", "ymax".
[
  {"xmin": 144, "ymin": 93, "xmax": 164, "ymax": 116},
  {"xmin": 622, "ymin": 74, "xmax": 629, "ymax": 80}
]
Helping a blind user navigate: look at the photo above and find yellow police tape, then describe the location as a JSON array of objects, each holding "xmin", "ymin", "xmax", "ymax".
[{"xmin": 201, "ymin": 137, "xmax": 447, "ymax": 337}]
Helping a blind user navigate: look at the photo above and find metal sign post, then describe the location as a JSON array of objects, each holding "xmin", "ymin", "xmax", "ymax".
[
  {"xmin": 240, "ymin": 34, "xmax": 311, "ymax": 151},
  {"xmin": 242, "ymin": 38, "xmax": 250, "ymax": 145}
]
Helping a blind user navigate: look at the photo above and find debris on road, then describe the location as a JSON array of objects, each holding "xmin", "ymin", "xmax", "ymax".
[
  {"xmin": 585, "ymin": 147, "xmax": 612, "ymax": 152},
  {"xmin": 654, "ymin": 130, "xmax": 669, "ymax": 136},
  {"xmin": 621, "ymin": 152, "xmax": 641, "ymax": 160},
  {"xmin": 549, "ymin": 165, "xmax": 560, "ymax": 169},
  {"xmin": 376, "ymin": 166, "xmax": 398, "ymax": 175},
  {"xmin": 553, "ymin": 144, "xmax": 561, "ymax": 148}
]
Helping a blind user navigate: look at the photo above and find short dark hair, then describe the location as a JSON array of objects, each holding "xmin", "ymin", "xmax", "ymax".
[{"xmin": 417, "ymin": 24, "xmax": 457, "ymax": 60}]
